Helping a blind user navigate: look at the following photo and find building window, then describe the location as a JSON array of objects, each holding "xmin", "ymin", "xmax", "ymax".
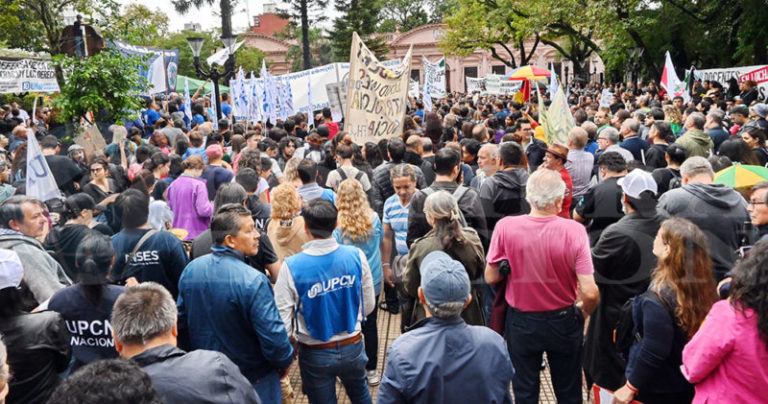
[
  {"xmin": 411, "ymin": 69, "xmax": 420, "ymax": 82},
  {"xmin": 464, "ymin": 66, "xmax": 478, "ymax": 78},
  {"xmin": 491, "ymin": 65, "xmax": 506, "ymax": 75}
]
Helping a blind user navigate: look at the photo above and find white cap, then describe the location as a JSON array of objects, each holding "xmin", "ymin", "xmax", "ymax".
[
  {"xmin": 0, "ymin": 249, "xmax": 23, "ymax": 290},
  {"xmin": 618, "ymin": 169, "xmax": 658, "ymax": 199}
]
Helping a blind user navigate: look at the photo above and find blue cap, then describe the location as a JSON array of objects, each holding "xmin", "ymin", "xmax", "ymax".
[{"xmin": 420, "ymin": 251, "xmax": 470, "ymax": 306}]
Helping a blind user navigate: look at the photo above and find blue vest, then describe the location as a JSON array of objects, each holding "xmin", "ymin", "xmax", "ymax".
[{"xmin": 286, "ymin": 245, "xmax": 363, "ymax": 342}]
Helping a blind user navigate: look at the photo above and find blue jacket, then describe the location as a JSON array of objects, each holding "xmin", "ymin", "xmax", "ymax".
[
  {"xmin": 178, "ymin": 245, "xmax": 294, "ymax": 382},
  {"xmin": 378, "ymin": 317, "xmax": 514, "ymax": 404},
  {"xmin": 620, "ymin": 136, "xmax": 649, "ymax": 161},
  {"xmin": 625, "ymin": 288, "xmax": 692, "ymax": 395}
]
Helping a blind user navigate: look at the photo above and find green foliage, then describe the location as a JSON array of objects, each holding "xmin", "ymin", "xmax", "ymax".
[
  {"xmin": 329, "ymin": 0, "xmax": 388, "ymax": 62},
  {"xmin": 235, "ymin": 45, "xmax": 267, "ymax": 74},
  {"xmin": 276, "ymin": 27, "xmax": 333, "ymax": 71},
  {"xmin": 378, "ymin": 0, "xmax": 428, "ymax": 32},
  {"xmin": 50, "ymin": 50, "xmax": 148, "ymax": 124},
  {"xmin": 101, "ymin": 4, "xmax": 169, "ymax": 46},
  {"xmin": 154, "ymin": 30, "xmax": 220, "ymax": 78}
]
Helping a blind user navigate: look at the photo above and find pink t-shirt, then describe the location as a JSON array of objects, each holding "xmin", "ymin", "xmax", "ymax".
[
  {"xmin": 486, "ymin": 215, "xmax": 593, "ymax": 311},
  {"xmin": 682, "ymin": 300, "xmax": 768, "ymax": 404}
]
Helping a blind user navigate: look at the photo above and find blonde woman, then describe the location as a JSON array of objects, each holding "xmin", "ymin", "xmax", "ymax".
[
  {"xmin": 664, "ymin": 104, "xmax": 684, "ymax": 136},
  {"xmin": 282, "ymin": 157, "xmax": 302, "ymax": 188},
  {"xmin": 266, "ymin": 183, "xmax": 309, "ymax": 259},
  {"xmin": 332, "ymin": 179, "xmax": 383, "ymax": 385},
  {"xmin": 403, "ymin": 190, "xmax": 485, "ymax": 327}
]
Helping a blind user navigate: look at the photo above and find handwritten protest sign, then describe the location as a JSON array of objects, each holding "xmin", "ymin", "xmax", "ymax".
[{"xmin": 345, "ymin": 32, "xmax": 412, "ymax": 144}]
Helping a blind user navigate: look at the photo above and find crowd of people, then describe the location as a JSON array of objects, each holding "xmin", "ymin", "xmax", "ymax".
[{"xmin": 0, "ymin": 76, "xmax": 767, "ymax": 404}]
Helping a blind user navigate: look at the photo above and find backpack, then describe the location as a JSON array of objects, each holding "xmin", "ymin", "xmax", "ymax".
[
  {"xmin": 613, "ymin": 289, "xmax": 675, "ymax": 363},
  {"xmin": 336, "ymin": 167, "xmax": 365, "ymax": 183},
  {"xmin": 421, "ymin": 185, "xmax": 469, "ymax": 226}
]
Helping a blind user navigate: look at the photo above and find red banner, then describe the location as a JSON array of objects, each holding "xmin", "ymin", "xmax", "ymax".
[{"xmin": 739, "ymin": 65, "xmax": 768, "ymax": 84}]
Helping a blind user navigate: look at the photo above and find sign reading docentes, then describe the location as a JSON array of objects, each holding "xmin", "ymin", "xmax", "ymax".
[
  {"xmin": 345, "ymin": 32, "xmax": 413, "ymax": 144},
  {"xmin": 695, "ymin": 65, "xmax": 768, "ymax": 102},
  {"xmin": 0, "ymin": 59, "xmax": 60, "ymax": 94}
]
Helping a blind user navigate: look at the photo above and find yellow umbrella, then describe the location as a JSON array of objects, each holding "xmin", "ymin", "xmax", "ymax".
[
  {"xmin": 504, "ymin": 65, "xmax": 552, "ymax": 81},
  {"xmin": 714, "ymin": 164, "xmax": 768, "ymax": 188}
]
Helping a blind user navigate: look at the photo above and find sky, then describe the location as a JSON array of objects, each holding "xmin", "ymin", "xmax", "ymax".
[{"xmin": 124, "ymin": 0, "xmax": 264, "ymax": 33}]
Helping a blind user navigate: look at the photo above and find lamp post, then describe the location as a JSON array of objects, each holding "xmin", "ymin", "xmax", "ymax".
[
  {"xmin": 186, "ymin": 35, "xmax": 238, "ymax": 121},
  {"xmin": 564, "ymin": 65, "xmax": 569, "ymax": 88}
]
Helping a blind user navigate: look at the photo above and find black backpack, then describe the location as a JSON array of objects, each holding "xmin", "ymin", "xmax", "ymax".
[{"xmin": 613, "ymin": 289, "xmax": 675, "ymax": 363}]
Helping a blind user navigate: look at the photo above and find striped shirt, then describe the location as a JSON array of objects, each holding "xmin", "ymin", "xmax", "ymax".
[
  {"xmin": 383, "ymin": 194, "xmax": 411, "ymax": 255},
  {"xmin": 566, "ymin": 149, "xmax": 595, "ymax": 199}
]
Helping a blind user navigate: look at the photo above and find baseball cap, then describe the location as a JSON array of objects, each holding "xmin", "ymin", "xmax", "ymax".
[
  {"xmin": 618, "ymin": 169, "xmax": 658, "ymax": 199},
  {"xmin": 420, "ymin": 251, "xmax": 470, "ymax": 306},
  {"xmin": 750, "ymin": 103, "xmax": 768, "ymax": 119},
  {"xmin": 0, "ymin": 249, "xmax": 23, "ymax": 290},
  {"xmin": 542, "ymin": 143, "xmax": 569, "ymax": 161}
]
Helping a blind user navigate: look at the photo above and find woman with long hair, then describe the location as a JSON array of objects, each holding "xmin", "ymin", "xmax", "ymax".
[
  {"xmin": 681, "ymin": 239, "xmax": 768, "ymax": 403},
  {"xmin": 741, "ymin": 126, "xmax": 768, "ymax": 166},
  {"xmin": 717, "ymin": 137, "xmax": 760, "ymax": 166},
  {"xmin": 332, "ymin": 179, "xmax": 384, "ymax": 385},
  {"xmin": 664, "ymin": 104, "xmax": 684, "ymax": 136},
  {"xmin": 363, "ymin": 141, "xmax": 383, "ymax": 169},
  {"xmin": 166, "ymin": 155, "xmax": 213, "ymax": 240},
  {"xmin": 403, "ymin": 190, "xmax": 485, "ymax": 327},
  {"xmin": 45, "ymin": 234, "xmax": 125, "ymax": 372},
  {"xmin": 82, "ymin": 158, "xmax": 120, "ymax": 204},
  {"xmin": 266, "ymin": 183, "xmax": 310, "ymax": 260},
  {"xmin": 614, "ymin": 218, "xmax": 718, "ymax": 404}
]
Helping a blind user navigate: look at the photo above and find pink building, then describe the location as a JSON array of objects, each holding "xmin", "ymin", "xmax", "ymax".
[{"xmin": 242, "ymin": 23, "xmax": 605, "ymax": 90}]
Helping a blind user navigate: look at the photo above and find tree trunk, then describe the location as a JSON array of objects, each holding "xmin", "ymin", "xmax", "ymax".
[
  {"xmin": 220, "ymin": 0, "xmax": 233, "ymax": 38},
  {"xmin": 301, "ymin": 0, "xmax": 311, "ymax": 70}
]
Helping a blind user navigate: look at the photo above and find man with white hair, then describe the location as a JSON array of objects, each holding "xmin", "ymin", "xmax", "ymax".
[
  {"xmin": 112, "ymin": 282, "xmax": 260, "ymax": 403},
  {"xmin": 619, "ymin": 118, "xmax": 648, "ymax": 161},
  {"xmin": 485, "ymin": 169, "xmax": 599, "ymax": 404},
  {"xmin": 674, "ymin": 112, "xmax": 713, "ymax": 158},
  {"xmin": 657, "ymin": 156, "xmax": 749, "ymax": 280},
  {"xmin": 470, "ymin": 144, "xmax": 500, "ymax": 189},
  {"xmin": 596, "ymin": 127, "xmax": 634, "ymax": 163},
  {"xmin": 378, "ymin": 251, "xmax": 514, "ymax": 403}
]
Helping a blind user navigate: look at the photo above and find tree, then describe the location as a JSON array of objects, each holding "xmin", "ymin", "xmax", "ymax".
[
  {"xmin": 50, "ymin": 49, "xmax": 148, "ymax": 124},
  {"xmin": 378, "ymin": 0, "xmax": 428, "ymax": 32},
  {"xmin": 101, "ymin": 4, "xmax": 169, "ymax": 46},
  {"xmin": 173, "ymin": 0, "xmax": 235, "ymax": 39},
  {"xmin": 329, "ymin": 0, "xmax": 388, "ymax": 62},
  {"xmin": 0, "ymin": 0, "xmax": 120, "ymax": 84},
  {"xmin": 276, "ymin": 27, "xmax": 332, "ymax": 71},
  {"xmin": 235, "ymin": 46, "xmax": 267, "ymax": 74},
  {"xmin": 440, "ymin": 0, "xmax": 542, "ymax": 69},
  {"xmin": 154, "ymin": 30, "xmax": 220, "ymax": 78},
  {"xmin": 280, "ymin": 0, "xmax": 329, "ymax": 69}
]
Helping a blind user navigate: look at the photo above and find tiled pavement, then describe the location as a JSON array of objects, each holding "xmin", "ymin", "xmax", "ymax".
[{"xmin": 285, "ymin": 302, "xmax": 591, "ymax": 403}]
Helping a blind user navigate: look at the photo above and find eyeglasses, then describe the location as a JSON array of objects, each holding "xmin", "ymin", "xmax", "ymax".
[{"xmin": 749, "ymin": 201, "xmax": 767, "ymax": 206}]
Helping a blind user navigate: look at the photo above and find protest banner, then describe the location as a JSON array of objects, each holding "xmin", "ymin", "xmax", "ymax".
[
  {"xmin": 326, "ymin": 82, "xmax": 346, "ymax": 119},
  {"xmin": 74, "ymin": 125, "xmax": 107, "ymax": 162},
  {"xmin": 422, "ymin": 56, "xmax": 446, "ymax": 98},
  {"xmin": 466, "ymin": 77, "xmax": 484, "ymax": 93},
  {"xmin": 599, "ymin": 89, "xmax": 614, "ymax": 107},
  {"xmin": 345, "ymin": 32, "xmax": 412, "ymax": 144},
  {"xmin": 485, "ymin": 74, "xmax": 522, "ymax": 95},
  {"xmin": 409, "ymin": 80, "xmax": 420, "ymax": 98},
  {"xmin": 0, "ymin": 59, "xmax": 60, "ymax": 94},
  {"xmin": 109, "ymin": 40, "xmax": 179, "ymax": 95},
  {"xmin": 207, "ymin": 41, "xmax": 244, "ymax": 67},
  {"xmin": 694, "ymin": 64, "xmax": 768, "ymax": 102}
]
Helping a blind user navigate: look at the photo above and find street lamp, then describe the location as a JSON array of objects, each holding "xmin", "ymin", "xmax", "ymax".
[{"xmin": 186, "ymin": 36, "xmax": 237, "ymax": 121}]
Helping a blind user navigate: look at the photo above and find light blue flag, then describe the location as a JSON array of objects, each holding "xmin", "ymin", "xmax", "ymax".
[
  {"xmin": 284, "ymin": 77, "xmax": 294, "ymax": 116},
  {"xmin": 260, "ymin": 60, "xmax": 272, "ymax": 123},
  {"xmin": 423, "ymin": 77, "xmax": 433, "ymax": 112},
  {"xmin": 307, "ymin": 70, "xmax": 313, "ymax": 116},
  {"xmin": 184, "ymin": 77, "xmax": 192, "ymax": 124},
  {"xmin": 211, "ymin": 84, "xmax": 219, "ymax": 130},
  {"xmin": 548, "ymin": 63, "xmax": 559, "ymax": 97},
  {"xmin": 26, "ymin": 131, "xmax": 61, "ymax": 202}
]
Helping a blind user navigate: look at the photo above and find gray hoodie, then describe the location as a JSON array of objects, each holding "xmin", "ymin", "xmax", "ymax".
[
  {"xmin": 0, "ymin": 232, "xmax": 72, "ymax": 303},
  {"xmin": 657, "ymin": 182, "xmax": 749, "ymax": 280}
]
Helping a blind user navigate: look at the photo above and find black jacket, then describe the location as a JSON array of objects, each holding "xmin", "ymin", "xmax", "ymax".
[
  {"xmin": 583, "ymin": 211, "xmax": 665, "ymax": 390},
  {"xmin": 479, "ymin": 169, "xmax": 531, "ymax": 232},
  {"xmin": 406, "ymin": 181, "xmax": 489, "ymax": 249},
  {"xmin": 132, "ymin": 344, "xmax": 261, "ymax": 404},
  {"xmin": 526, "ymin": 138, "xmax": 547, "ymax": 171},
  {"xmin": 371, "ymin": 161, "xmax": 427, "ymax": 216},
  {"xmin": 644, "ymin": 143, "xmax": 668, "ymax": 170},
  {"xmin": 0, "ymin": 311, "xmax": 71, "ymax": 404}
]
